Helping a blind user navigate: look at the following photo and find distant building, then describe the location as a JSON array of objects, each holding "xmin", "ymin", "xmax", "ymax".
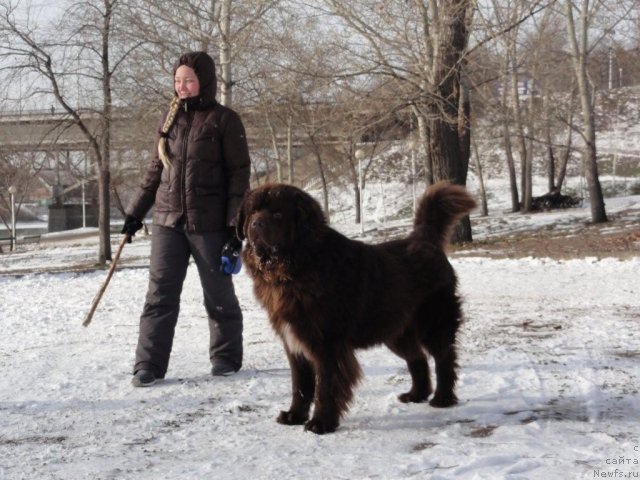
[{"xmin": 496, "ymin": 75, "xmax": 540, "ymax": 99}]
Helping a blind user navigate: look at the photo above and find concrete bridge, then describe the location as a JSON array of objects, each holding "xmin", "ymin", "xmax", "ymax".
[
  {"xmin": 0, "ymin": 108, "xmax": 150, "ymax": 153},
  {"xmin": 0, "ymin": 104, "xmax": 376, "ymax": 155},
  {"xmin": 0, "ymin": 105, "xmax": 407, "ymax": 236},
  {"xmin": 0, "ymin": 105, "xmax": 406, "ymax": 207}
]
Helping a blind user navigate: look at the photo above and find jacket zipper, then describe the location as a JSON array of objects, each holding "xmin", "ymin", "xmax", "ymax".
[{"xmin": 181, "ymin": 103, "xmax": 193, "ymax": 229}]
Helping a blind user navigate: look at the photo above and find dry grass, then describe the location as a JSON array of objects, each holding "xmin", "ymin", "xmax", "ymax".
[{"xmin": 453, "ymin": 208, "xmax": 640, "ymax": 260}]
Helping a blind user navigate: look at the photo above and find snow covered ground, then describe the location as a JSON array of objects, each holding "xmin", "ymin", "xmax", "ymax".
[{"xmin": 1, "ymin": 190, "xmax": 639, "ymax": 479}]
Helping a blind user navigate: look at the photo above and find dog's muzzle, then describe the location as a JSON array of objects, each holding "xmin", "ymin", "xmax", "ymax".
[{"xmin": 252, "ymin": 242, "xmax": 281, "ymax": 268}]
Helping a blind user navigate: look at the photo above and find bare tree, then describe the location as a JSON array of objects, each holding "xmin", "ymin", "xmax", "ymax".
[
  {"xmin": 555, "ymin": 89, "xmax": 576, "ymax": 191},
  {"xmin": 561, "ymin": 0, "xmax": 636, "ymax": 222},
  {"xmin": 296, "ymin": 100, "xmax": 335, "ymax": 214},
  {"xmin": 126, "ymin": 0, "xmax": 279, "ymax": 107},
  {"xmin": 0, "ymin": 0, "xmax": 143, "ymax": 263},
  {"xmin": 333, "ymin": 91, "xmax": 401, "ymax": 226},
  {"xmin": 470, "ymin": 136, "xmax": 489, "ymax": 216},
  {"xmin": 0, "ymin": 151, "xmax": 43, "ymax": 236},
  {"xmin": 242, "ymin": 70, "xmax": 299, "ymax": 185},
  {"xmin": 476, "ymin": 0, "xmax": 550, "ymax": 212},
  {"xmin": 564, "ymin": 0, "xmax": 609, "ymax": 222},
  {"xmin": 322, "ymin": 0, "xmax": 475, "ymax": 241},
  {"xmin": 242, "ymin": 3, "xmax": 358, "ymax": 207}
]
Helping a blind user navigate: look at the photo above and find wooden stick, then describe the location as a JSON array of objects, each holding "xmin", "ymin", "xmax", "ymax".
[{"xmin": 82, "ymin": 235, "xmax": 129, "ymax": 327}]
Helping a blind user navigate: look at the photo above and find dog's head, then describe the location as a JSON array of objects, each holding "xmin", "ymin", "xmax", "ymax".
[{"xmin": 236, "ymin": 183, "xmax": 326, "ymax": 273}]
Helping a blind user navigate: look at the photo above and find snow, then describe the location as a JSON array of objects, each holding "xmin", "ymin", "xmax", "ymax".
[{"xmin": 1, "ymin": 189, "xmax": 639, "ymax": 479}]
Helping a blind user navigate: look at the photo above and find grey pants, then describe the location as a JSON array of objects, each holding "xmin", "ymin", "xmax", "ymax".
[{"xmin": 133, "ymin": 224, "xmax": 243, "ymax": 377}]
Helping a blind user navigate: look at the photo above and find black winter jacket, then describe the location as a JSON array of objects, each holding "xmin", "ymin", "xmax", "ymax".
[{"xmin": 126, "ymin": 52, "xmax": 251, "ymax": 232}]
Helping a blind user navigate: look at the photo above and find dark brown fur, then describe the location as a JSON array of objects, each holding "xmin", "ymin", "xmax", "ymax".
[{"xmin": 237, "ymin": 181, "xmax": 476, "ymax": 434}]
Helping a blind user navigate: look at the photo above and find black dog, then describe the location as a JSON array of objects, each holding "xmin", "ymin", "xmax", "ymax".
[{"xmin": 237, "ymin": 182, "xmax": 476, "ymax": 434}]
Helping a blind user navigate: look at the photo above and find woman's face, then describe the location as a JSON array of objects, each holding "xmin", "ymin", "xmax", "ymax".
[{"xmin": 174, "ymin": 65, "xmax": 200, "ymax": 99}]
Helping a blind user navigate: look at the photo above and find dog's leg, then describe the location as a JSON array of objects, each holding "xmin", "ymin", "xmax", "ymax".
[
  {"xmin": 385, "ymin": 334, "xmax": 432, "ymax": 403},
  {"xmin": 428, "ymin": 344, "xmax": 458, "ymax": 407},
  {"xmin": 305, "ymin": 349, "xmax": 362, "ymax": 435},
  {"xmin": 277, "ymin": 348, "xmax": 315, "ymax": 425},
  {"xmin": 423, "ymin": 300, "xmax": 461, "ymax": 408},
  {"xmin": 400, "ymin": 357, "xmax": 432, "ymax": 403}
]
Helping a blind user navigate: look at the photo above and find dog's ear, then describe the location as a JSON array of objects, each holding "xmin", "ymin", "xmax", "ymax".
[{"xmin": 294, "ymin": 190, "xmax": 326, "ymax": 234}]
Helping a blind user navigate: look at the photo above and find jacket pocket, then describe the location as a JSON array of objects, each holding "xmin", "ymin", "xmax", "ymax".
[
  {"xmin": 154, "ymin": 184, "xmax": 174, "ymax": 211},
  {"xmin": 193, "ymin": 125, "xmax": 218, "ymax": 142},
  {"xmin": 160, "ymin": 165, "xmax": 172, "ymax": 186}
]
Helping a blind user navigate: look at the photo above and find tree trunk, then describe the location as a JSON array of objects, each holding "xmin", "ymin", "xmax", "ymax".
[
  {"xmin": 412, "ymin": 106, "xmax": 433, "ymax": 185},
  {"xmin": 509, "ymin": 50, "xmax": 528, "ymax": 210},
  {"xmin": 543, "ymin": 92, "xmax": 556, "ymax": 192},
  {"xmin": 99, "ymin": 0, "xmax": 113, "ymax": 263},
  {"xmin": 219, "ymin": 0, "xmax": 232, "ymax": 107},
  {"xmin": 97, "ymin": 167, "xmax": 111, "ymax": 264},
  {"xmin": 556, "ymin": 90, "xmax": 576, "ymax": 191},
  {"xmin": 266, "ymin": 113, "xmax": 282, "ymax": 182},
  {"xmin": 565, "ymin": 0, "xmax": 607, "ymax": 223},
  {"xmin": 500, "ymin": 53, "xmax": 519, "ymax": 212},
  {"xmin": 522, "ymin": 93, "xmax": 534, "ymax": 211},
  {"xmin": 502, "ymin": 120, "xmax": 520, "ymax": 212},
  {"xmin": 580, "ymin": 93, "xmax": 607, "ymax": 222},
  {"xmin": 287, "ymin": 114, "xmax": 294, "ymax": 184},
  {"xmin": 453, "ymin": 74, "xmax": 472, "ymax": 242},
  {"xmin": 348, "ymin": 142, "xmax": 362, "ymax": 225},
  {"xmin": 556, "ymin": 132, "xmax": 572, "ymax": 192},
  {"xmin": 471, "ymin": 137, "xmax": 488, "ymax": 216},
  {"xmin": 426, "ymin": 0, "xmax": 472, "ymax": 243},
  {"xmin": 427, "ymin": 0, "xmax": 470, "ymax": 185},
  {"xmin": 308, "ymin": 135, "xmax": 329, "ymax": 217},
  {"xmin": 546, "ymin": 142, "xmax": 556, "ymax": 192}
]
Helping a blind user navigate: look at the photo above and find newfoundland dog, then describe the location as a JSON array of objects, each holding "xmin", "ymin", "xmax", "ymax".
[{"xmin": 237, "ymin": 182, "xmax": 476, "ymax": 434}]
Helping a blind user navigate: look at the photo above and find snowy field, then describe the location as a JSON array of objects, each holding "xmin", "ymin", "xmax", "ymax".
[{"xmin": 1, "ymin": 189, "xmax": 639, "ymax": 479}]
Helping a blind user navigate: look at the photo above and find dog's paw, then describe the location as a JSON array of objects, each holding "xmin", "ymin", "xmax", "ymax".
[
  {"xmin": 304, "ymin": 417, "xmax": 338, "ymax": 435},
  {"xmin": 429, "ymin": 393, "xmax": 458, "ymax": 408},
  {"xmin": 398, "ymin": 391, "xmax": 429, "ymax": 403},
  {"xmin": 277, "ymin": 410, "xmax": 308, "ymax": 425}
]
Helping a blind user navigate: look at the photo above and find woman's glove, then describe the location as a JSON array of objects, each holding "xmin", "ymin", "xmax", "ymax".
[
  {"xmin": 220, "ymin": 228, "xmax": 242, "ymax": 275},
  {"xmin": 121, "ymin": 215, "xmax": 143, "ymax": 242}
]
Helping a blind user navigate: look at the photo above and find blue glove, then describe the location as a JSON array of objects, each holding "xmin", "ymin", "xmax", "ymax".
[{"xmin": 220, "ymin": 232, "xmax": 242, "ymax": 275}]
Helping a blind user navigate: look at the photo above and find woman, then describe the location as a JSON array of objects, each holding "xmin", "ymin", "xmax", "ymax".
[{"xmin": 122, "ymin": 51, "xmax": 250, "ymax": 387}]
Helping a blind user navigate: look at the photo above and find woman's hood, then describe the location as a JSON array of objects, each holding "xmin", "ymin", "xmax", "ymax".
[{"xmin": 173, "ymin": 51, "xmax": 217, "ymax": 105}]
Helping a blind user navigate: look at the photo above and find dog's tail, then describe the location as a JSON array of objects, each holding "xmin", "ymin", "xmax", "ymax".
[{"xmin": 411, "ymin": 181, "xmax": 477, "ymax": 249}]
